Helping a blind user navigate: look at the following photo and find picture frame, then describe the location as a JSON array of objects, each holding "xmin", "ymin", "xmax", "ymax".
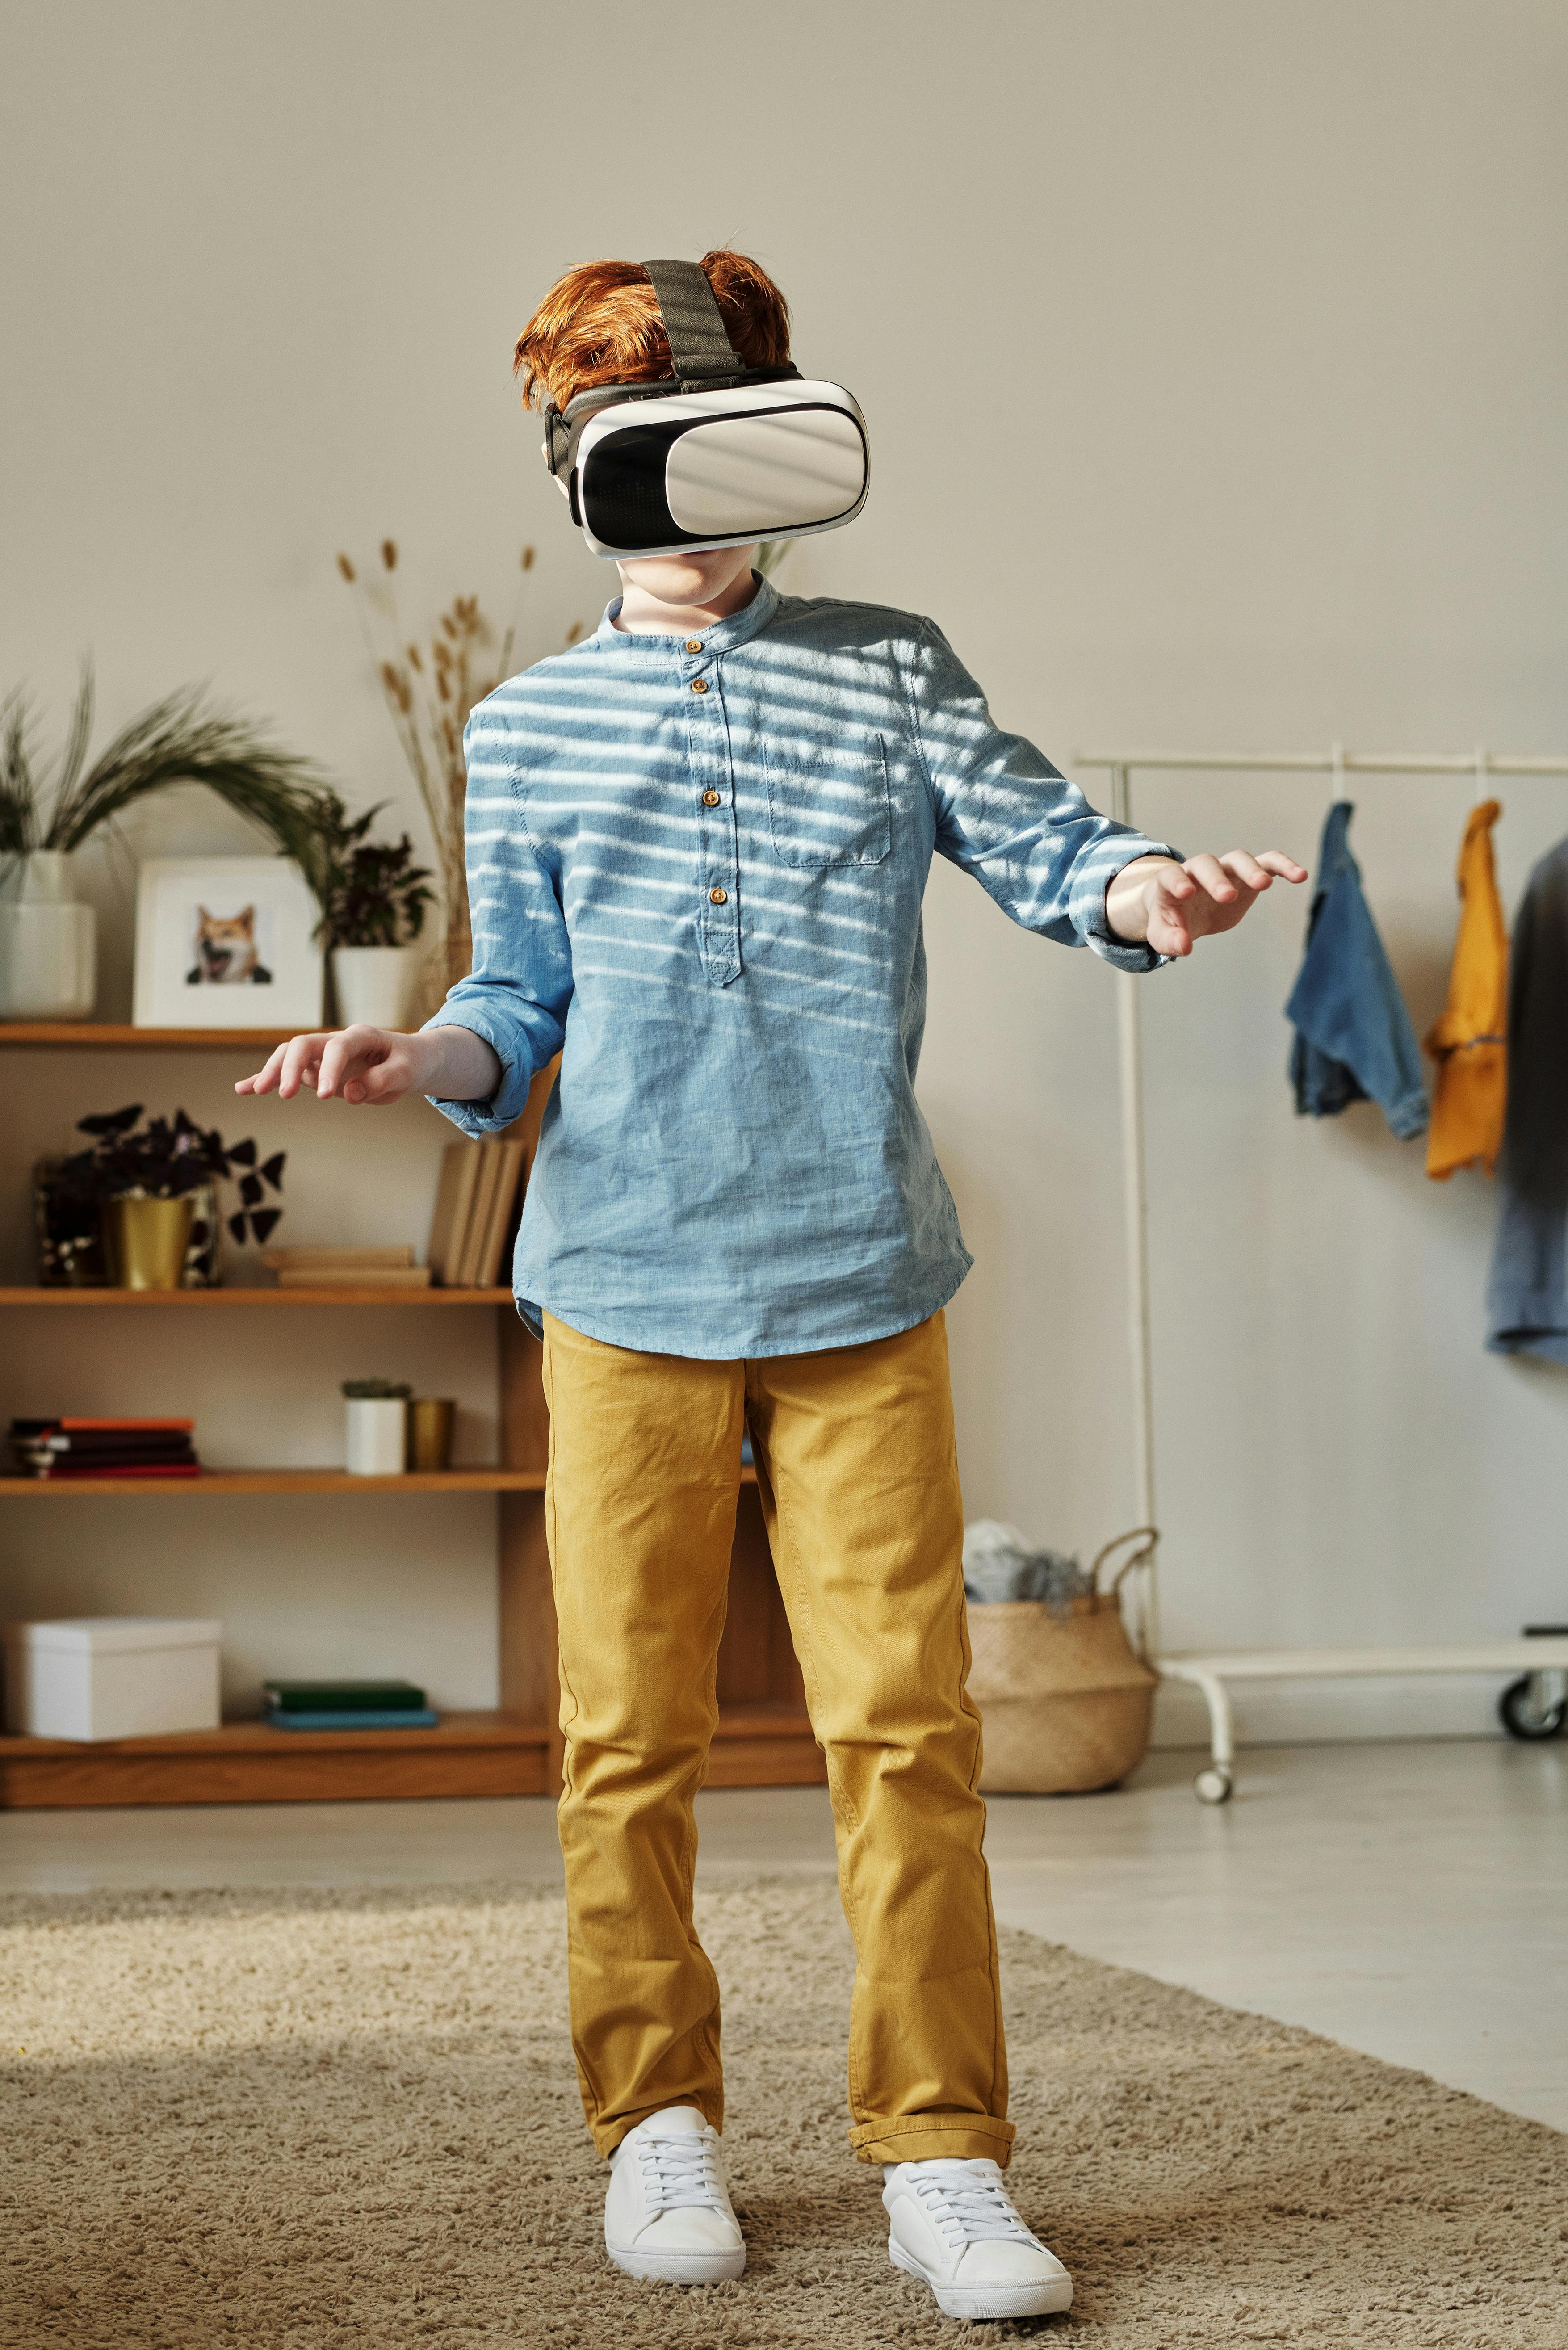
[{"xmin": 132, "ymin": 857, "xmax": 323, "ymax": 1030}]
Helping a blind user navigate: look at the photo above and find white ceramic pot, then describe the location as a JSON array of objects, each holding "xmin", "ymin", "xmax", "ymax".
[
  {"xmin": 331, "ymin": 944, "xmax": 422, "ymax": 1031},
  {"xmin": 344, "ymin": 1395, "xmax": 408, "ymax": 1476},
  {"xmin": 0, "ymin": 851, "xmax": 96, "ymax": 1020}
]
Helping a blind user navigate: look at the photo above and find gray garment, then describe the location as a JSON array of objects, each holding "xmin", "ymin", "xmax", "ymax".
[{"xmin": 1486, "ymin": 837, "xmax": 1568, "ymax": 1363}]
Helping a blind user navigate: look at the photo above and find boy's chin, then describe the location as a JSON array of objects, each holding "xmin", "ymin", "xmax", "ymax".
[{"xmin": 618, "ymin": 547, "xmax": 757, "ymax": 607}]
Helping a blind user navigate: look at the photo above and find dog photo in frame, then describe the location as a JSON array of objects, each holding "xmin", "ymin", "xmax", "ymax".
[{"xmin": 132, "ymin": 857, "xmax": 323, "ymax": 1029}]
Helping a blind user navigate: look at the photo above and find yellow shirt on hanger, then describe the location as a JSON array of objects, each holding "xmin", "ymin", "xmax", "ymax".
[{"xmin": 1425, "ymin": 798, "xmax": 1508, "ymax": 1179}]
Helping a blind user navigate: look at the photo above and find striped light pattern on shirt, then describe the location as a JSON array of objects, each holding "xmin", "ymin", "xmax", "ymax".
[{"xmin": 427, "ymin": 578, "xmax": 1173, "ymax": 1358}]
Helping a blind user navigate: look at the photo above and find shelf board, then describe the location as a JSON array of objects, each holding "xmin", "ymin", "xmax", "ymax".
[
  {"xmin": 0, "ymin": 1710, "xmax": 550, "ymax": 1758},
  {"xmin": 0, "ymin": 1709, "xmax": 552, "ymax": 1807},
  {"xmin": 0, "ymin": 1465, "xmax": 754, "ymax": 1494},
  {"xmin": 0, "ymin": 1286, "xmax": 512, "ymax": 1306},
  {"xmin": 0, "ymin": 1024, "xmax": 299, "ymax": 1050},
  {"xmin": 0, "ymin": 1467, "xmax": 548, "ymax": 1496},
  {"xmin": 0, "ymin": 1700, "xmax": 819, "ymax": 1806},
  {"xmin": 0, "ymin": 1702, "xmax": 809, "ymax": 1761}
]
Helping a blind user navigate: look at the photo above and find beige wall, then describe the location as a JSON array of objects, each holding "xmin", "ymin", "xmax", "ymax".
[{"xmin": 3, "ymin": 1, "xmax": 1565, "ymax": 1734}]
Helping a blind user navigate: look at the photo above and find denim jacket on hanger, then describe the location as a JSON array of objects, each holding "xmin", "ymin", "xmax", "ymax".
[{"xmin": 1285, "ymin": 801, "xmax": 1429, "ymax": 1140}]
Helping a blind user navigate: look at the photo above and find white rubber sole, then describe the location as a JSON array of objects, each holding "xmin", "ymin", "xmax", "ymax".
[
  {"xmin": 605, "ymin": 2237, "xmax": 747, "ymax": 2285},
  {"xmin": 890, "ymin": 2237, "xmax": 1074, "ymax": 2319}
]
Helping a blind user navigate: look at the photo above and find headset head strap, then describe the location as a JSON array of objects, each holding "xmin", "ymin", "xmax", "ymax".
[
  {"xmin": 640, "ymin": 257, "xmax": 746, "ymax": 388},
  {"xmin": 541, "ymin": 257, "xmax": 797, "ymax": 480}
]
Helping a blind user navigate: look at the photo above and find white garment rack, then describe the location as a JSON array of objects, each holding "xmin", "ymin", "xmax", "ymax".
[{"xmin": 1073, "ymin": 744, "xmax": 1568, "ymax": 1800}]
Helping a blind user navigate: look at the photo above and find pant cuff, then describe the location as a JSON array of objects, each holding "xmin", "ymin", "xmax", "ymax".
[
  {"xmin": 592, "ymin": 2094, "xmax": 724, "ymax": 2160},
  {"xmin": 849, "ymin": 2114, "xmax": 1016, "ymax": 2168}
]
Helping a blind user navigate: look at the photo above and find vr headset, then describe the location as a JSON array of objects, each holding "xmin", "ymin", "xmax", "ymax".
[{"xmin": 541, "ymin": 257, "xmax": 868, "ymax": 561}]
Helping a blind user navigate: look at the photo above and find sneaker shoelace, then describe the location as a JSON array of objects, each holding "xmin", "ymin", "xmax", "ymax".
[
  {"xmin": 908, "ymin": 2163, "xmax": 1040, "ymax": 2250},
  {"xmin": 637, "ymin": 2129, "xmax": 727, "ymax": 2215}
]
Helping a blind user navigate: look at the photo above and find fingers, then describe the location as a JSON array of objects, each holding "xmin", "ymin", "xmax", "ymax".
[
  {"xmin": 1147, "ymin": 876, "xmax": 1195, "ymax": 956},
  {"xmin": 276, "ymin": 1032, "xmax": 330, "ymax": 1099},
  {"xmin": 234, "ymin": 1028, "xmax": 414, "ymax": 1105},
  {"xmin": 239, "ymin": 1033, "xmax": 330, "ymax": 1101},
  {"xmin": 1182, "ymin": 852, "xmax": 1239, "ymax": 904},
  {"xmin": 1255, "ymin": 849, "xmax": 1309, "ymax": 883},
  {"xmin": 1163, "ymin": 849, "xmax": 1312, "ymax": 948},
  {"xmin": 1217, "ymin": 848, "xmax": 1272, "ymax": 892},
  {"xmin": 316, "ymin": 1025, "xmax": 386, "ymax": 1101},
  {"xmin": 234, "ymin": 1040, "xmax": 293, "ymax": 1097},
  {"xmin": 352, "ymin": 1052, "xmax": 408, "ymax": 1106}
]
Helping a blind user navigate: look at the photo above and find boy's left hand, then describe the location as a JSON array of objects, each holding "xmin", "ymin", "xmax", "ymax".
[{"xmin": 1106, "ymin": 850, "xmax": 1308, "ymax": 957}]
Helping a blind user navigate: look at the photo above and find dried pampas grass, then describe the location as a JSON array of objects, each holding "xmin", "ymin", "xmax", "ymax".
[{"xmin": 339, "ymin": 544, "xmax": 583, "ymax": 1011}]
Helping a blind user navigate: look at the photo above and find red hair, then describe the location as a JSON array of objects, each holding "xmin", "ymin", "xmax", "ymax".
[{"xmin": 515, "ymin": 250, "xmax": 791, "ymax": 414}]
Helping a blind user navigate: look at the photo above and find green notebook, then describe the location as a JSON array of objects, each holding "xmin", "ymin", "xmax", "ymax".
[{"xmin": 262, "ymin": 1678, "xmax": 428, "ymax": 1713}]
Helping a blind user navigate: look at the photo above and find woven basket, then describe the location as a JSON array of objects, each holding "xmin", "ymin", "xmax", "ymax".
[{"xmin": 968, "ymin": 1530, "xmax": 1158, "ymax": 1794}]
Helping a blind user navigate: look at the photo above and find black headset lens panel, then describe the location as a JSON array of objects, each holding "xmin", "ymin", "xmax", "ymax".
[{"xmin": 581, "ymin": 420, "xmax": 691, "ymax": 552}]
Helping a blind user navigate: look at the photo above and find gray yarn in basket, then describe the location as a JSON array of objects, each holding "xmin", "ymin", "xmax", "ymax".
[{"xmin": 961, "ymin": 1519, "xmax": 1094, "ymax": 1613}]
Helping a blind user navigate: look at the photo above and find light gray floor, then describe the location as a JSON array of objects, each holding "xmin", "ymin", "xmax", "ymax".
[{"xmin": 3, "ymin": 1739, "xmax": 1563, "ymax": 2135}]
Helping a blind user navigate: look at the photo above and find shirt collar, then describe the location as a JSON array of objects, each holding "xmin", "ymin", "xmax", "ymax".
[{"xmin": 592, "ymin": 573, "xmax": 780, "ymax": 658}]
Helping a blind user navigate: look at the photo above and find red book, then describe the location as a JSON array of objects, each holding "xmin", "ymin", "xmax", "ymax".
[{"xmin": 60, "ymin": 1418, "xmax": 195, "ymax": 1432}]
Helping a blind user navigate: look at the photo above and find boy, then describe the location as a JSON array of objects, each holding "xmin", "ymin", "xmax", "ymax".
[{"xmin": 241, "ymin": 250, "xmax": 1303, "ymax": 2323}]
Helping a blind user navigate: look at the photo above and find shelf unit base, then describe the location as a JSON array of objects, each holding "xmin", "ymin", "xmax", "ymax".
[{"xmin": 0, "ymin": 1702, "xmax": 825, "ymax": 1808}]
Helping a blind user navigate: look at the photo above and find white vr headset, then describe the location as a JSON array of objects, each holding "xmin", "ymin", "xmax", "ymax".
[{"xmin": 541, "ymin": 258, "xmax": 868, "ymax": 560}]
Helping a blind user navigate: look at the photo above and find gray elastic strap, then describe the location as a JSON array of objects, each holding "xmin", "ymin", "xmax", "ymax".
[{"xmin": 641, "ymin": 258, "xmax": 744, "ymax": 385}]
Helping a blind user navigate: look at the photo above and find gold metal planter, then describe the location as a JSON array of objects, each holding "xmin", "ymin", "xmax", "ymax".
[{"xmin": 101, "ymin": 1193, "xmax": 197, "ymax": 1291}]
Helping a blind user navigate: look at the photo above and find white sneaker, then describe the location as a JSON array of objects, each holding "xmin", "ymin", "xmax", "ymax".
[
  {"xmin": 883, "ymin": 2157, "xmax": 1073, "ymax": 2320},
  {"xmin": 603, "ymin": 2105, "xmax": 746, "ymax": 2284}
]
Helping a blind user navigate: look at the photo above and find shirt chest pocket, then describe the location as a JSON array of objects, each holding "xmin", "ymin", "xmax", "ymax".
[{"xmin": 763, "ymin": 738, "xmax": 891, "ymax": 868}]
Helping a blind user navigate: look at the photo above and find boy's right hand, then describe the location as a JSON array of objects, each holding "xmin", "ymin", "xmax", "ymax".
[{"xmin": 235, "ymin": 1025, "xmax": 433, "ymax": 1107}]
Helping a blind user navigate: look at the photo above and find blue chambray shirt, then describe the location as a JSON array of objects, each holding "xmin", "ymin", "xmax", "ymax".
[{"xmin": 426, "ymin": 577, "xmax": 1174, "ymax": 1358}]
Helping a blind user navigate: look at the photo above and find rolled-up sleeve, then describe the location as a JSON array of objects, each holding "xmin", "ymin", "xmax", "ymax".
[
  {"xmin": 906, "ymin": 620, "xmax": 1178, "ymax": 974},
  {"xmin": 423, "ymin": 702, "xmax": 574, "ymax": 1135}
]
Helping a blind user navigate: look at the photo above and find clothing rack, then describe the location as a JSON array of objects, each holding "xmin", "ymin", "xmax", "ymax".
[{"xmin": 1073, "ymin": 745, "xmax": 1568, "ymax": 1801}]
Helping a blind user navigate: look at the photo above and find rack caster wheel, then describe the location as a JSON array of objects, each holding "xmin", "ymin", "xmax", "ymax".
[
  {"xmin": 1194, "ymin": 1764, "xmax": 1233, "ymax": 1805},
  {"xmin": 1498, "ymin": 1675, "xmax": 1567, "ymax": 1742}
]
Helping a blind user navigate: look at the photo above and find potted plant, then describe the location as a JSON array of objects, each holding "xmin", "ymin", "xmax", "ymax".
[
  {"xmin": 37, "ymin": 1106, "xmax": 285, "ymax": 1289},
  {"xmin": 343, "ymin": 1376, "xmax": 412, "ymax": 1475},
  {"xmin": 0, "ymin": 662, "xmax": 329, "ymax": 1021},
  {"xmin": 314, "ymin": 793, "xmax": 434, "ymax": 1029}
]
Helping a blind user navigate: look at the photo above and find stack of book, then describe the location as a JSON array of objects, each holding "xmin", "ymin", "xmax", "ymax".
[
  {"xmin": 9, "ymin": 1416, "xmax": 200, "ymax": 1480},
  {"xmin": 262, "ymin": 1677, "xmax": 439, "ymax": 1730},
  {"xmin": 427, "ymin": 1137, "xmax": 527, "ymax": 1288},
  {"xmin": 261, "ymin": 1245, "xmax": 432, "ymax": 1289}
]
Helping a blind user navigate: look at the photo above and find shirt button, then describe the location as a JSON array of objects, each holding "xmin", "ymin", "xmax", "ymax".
[
  {"xmin": 709, "ymin": 886, "xmax": 728, "ymax": 904},
  {"xmin": 701, "ymin": 790, "xmax": 721, "ymax": 806},
  {"xmin": 686, "ymin": 638, "xmax": 704, "ymax": 653},
  {"xmin": 690, "ymin": 677, "xmax": 709, "ymax": 695}
]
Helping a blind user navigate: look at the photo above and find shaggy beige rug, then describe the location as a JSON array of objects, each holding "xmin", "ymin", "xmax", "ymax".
[{"xmin": 1, "ymin": 1880, "xmax": 1563, "ymax": 2348}]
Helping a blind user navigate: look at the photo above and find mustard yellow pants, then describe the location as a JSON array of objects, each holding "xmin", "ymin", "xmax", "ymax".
[{"xmin": 541, "ymin": 1306, "xmax": 1012, "ymax": 2169}]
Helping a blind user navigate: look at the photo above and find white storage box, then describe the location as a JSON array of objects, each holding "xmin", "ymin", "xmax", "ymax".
[{"xmin": 3, "ymin": 1617, "xmax": 221, "ymax": 1742}]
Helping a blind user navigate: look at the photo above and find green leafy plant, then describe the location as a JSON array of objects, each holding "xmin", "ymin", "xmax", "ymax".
[
  {"xmin": 341, "ymin": 1377, "xmax": 412, "ymax": 1399},
  {"xmin": 314, "ymin": 793, "xmax": 434, "ymax": 949},
  {"xmin": 56, "ymin": 1105, "xmax": 286, "ymax": 1246},
  {"xmin": 0, "ymin": 659, "xmax": 328, "ymax": 874}
]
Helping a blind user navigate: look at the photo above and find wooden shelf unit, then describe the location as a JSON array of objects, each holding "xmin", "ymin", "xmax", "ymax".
[
  {"xmin": 0, "ymin": 1286, "xmax": 515, "ymax": 1306},
  {"xmin": 0, "ymin": 1050, "xmax": 822, "ymax": 1807}
]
